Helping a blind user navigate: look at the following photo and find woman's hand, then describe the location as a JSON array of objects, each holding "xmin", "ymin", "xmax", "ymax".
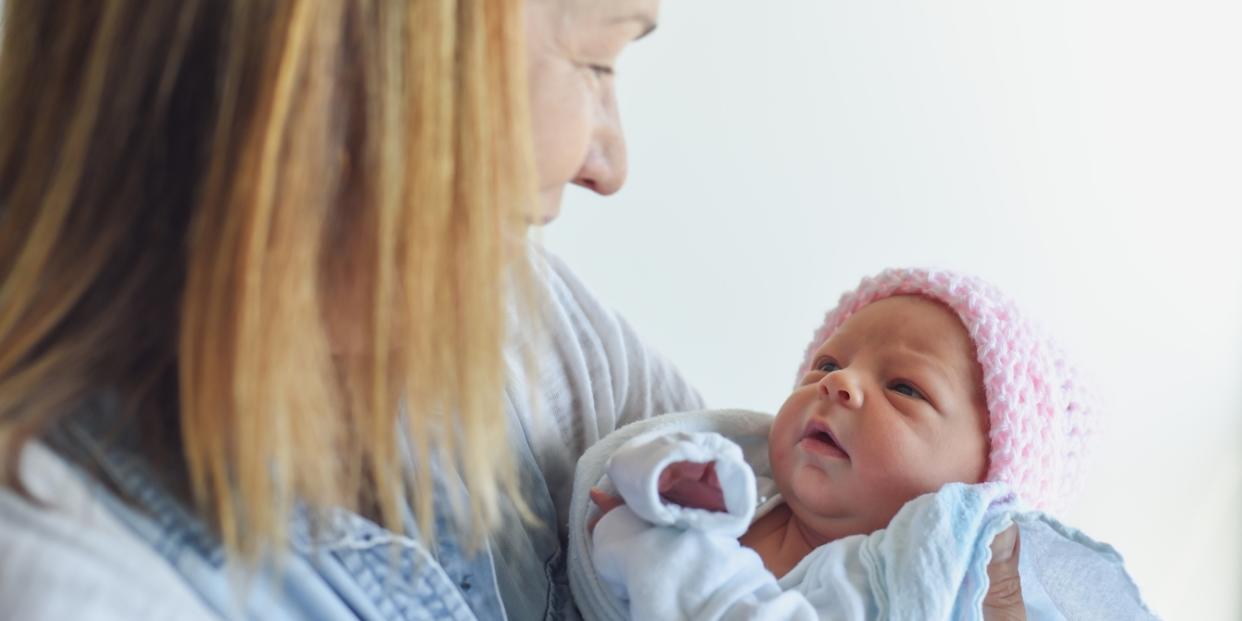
[
  {"xmin": 588, "ymin": 487, "xmax": 626, "ymax": 532},
  {"xmin": 982, "ymin": 525, "xmax": 1027, "ymax": 620}
]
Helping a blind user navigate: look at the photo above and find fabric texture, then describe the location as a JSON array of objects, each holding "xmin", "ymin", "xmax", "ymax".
[
  {"xmin": 796, "ymin": 268, "xmax": 1095, "ymax": 511},
  {"xmin": 605, "ymin": 430, "xmax": 756, "ymax": 537},
  {"xmin": 0, "ymin": 248, "xmax": 703, "ymax": 621},
  {"xmin": 0, "ymin": 442, "xmax": 220, "ymax": 621},
  {"xmin": 568, "ymin": 410, "xmax": 779, "ymax": 621},
  {"xmin": 570, "ymin": 410, "xmax": 1155, "ymax": 621}
]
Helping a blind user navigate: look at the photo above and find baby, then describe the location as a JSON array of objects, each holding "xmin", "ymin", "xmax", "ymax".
[{"xmin": 570, "ymin": 269, "xmax": 1151, "ymax": 620}]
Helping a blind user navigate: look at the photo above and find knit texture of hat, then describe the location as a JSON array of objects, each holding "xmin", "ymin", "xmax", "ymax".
[{"xmin": 795, "ymin": 268, "xmax": 1094, "ymax": 511}]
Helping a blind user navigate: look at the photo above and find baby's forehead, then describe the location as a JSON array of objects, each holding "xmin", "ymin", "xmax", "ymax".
[{"xmin": 826, "ymin": 296, "xmax": 981, "ymax": 375}]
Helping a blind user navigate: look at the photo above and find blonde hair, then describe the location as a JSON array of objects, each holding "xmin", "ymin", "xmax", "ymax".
[{"xmin": 0, "ymin": 0, "xmax": 536, "ymax": 559}]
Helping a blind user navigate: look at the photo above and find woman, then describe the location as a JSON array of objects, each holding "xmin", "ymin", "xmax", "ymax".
[{"xmin": 0, "ymin": 0, "xmax": 1026, "ymax": 618}]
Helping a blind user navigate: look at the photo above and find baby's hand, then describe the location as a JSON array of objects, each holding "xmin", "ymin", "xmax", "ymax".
[
  {"xmin": 658, "ymin": 460, "xmax": 726, "ymax": 513},
  {"xmin": 588, "ymin": 460, "xmax": 727, "ymax": 534}
]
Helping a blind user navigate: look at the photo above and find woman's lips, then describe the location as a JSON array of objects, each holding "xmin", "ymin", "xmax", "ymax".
[{"xmin": 799, "ymin": 421, "xmax": 849, "ymax": 460}]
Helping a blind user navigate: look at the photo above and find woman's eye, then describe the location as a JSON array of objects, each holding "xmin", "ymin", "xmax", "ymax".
[
  {"xmin": 588, "ymin": 64, "xmax": 615, "ymax": 77},
  {"xmin": 815, "ymin": 359, "xmax": 840, "ymax": 373},
  {"xmin": 889, "ymin": 382, "xmax": 925, "ymax": 400}
]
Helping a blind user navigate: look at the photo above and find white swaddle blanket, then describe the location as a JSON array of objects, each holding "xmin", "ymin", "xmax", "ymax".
[{"xmin": 567, "ymin": 409, "xmax": 1156, "ymax": 620}]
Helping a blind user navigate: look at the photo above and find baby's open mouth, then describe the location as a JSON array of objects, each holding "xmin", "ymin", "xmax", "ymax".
[{"xmin": 800, "ymin": 421, "xmax": 850, "ymax": 460}]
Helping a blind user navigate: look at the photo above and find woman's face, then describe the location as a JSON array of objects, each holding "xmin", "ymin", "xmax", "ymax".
[{"xmin": 526, "ymin": 0, "xmax": 660, "ymax": 223}]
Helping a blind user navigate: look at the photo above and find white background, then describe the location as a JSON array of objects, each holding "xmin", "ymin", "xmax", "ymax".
[{"xmin": 546, "ymin": 1, "xmax": 1242, "ymax": 618}]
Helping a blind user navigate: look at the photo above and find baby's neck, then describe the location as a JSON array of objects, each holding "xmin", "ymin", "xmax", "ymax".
[{"xmin": 737, "ymin": 503, "xmax": 824, "ymax": 579}]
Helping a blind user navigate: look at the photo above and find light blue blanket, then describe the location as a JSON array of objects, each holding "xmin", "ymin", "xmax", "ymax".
[{"xmin": 568, "ymin": 409, "xmax": 1156, "ymax": 620}]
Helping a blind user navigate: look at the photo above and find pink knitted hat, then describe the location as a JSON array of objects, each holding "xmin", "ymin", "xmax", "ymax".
[{"xmin": 796, "ymin": 268, "xmax": 1094, "ymax": 511}]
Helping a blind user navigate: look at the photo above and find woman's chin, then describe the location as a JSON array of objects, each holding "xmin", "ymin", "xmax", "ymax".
[
  {"xmin": 528, "ymin": 212, "xmax": 559, "ymax": 226},
  {"xmin": 531, "ymin": 189, "xmax": 564, "ymax": 225}
]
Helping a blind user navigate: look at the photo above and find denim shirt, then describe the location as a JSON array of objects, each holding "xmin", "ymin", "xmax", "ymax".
[
  {"xmin": 2, "ymin": 252, "xmax": 702, "ymax": 620},
  {"xmin": 47, "ymin": 406, "xmax": 509, "ymax": 621}
]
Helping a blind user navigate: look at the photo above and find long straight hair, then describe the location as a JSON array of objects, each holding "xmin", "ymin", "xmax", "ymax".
[{"xmin": 0, "ymin": 0, "xmax": 537, "ymax": 559}]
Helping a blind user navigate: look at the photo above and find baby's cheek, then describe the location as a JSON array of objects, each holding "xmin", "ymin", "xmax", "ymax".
[
  {"xmin": 858, "ymin": 439, "xmax": 948, "ymax": 505},
  {"xmin": 846, "ymin": 472, "xmax": 928, "ymax": 533},
  {"xmin": 768, "ymin": 399, "xmax": 806, "ymax": 455},
  {"xmin": 766, "ymin": 417, "xmax": 799, "ymax": 485}
]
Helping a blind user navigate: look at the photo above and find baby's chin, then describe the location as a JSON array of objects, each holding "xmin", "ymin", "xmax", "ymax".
[
  {"xmin": 780, "ymin": 483, "xmax": 906, "ymax": 543},
  {"xmin": 794, "ymin": 505, "xmax": 896, "ymax": 543}
]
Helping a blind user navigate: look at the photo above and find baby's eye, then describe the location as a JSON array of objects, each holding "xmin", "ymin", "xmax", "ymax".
[
  {"xmin": 889, "ymin": 381, "xmax": 926, "ymax": 400},
  {"xmin": 815, "ymin": 359, "xmax": 840, "ymax": 373}
]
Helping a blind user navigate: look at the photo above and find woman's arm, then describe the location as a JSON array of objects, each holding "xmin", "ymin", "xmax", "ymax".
[
  {"xmin": 0, "ymin": 444, "xmax": 219, "ymax": 621},
  {"xmin": 536, "ymin": 251, "xmax": 704, "ymax": 441},
  {"xmin": 517, "ymin": 251, "xmax": 705, "ymax": 524}
]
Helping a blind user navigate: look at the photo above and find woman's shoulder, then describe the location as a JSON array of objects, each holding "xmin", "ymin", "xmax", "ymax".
[
  {"xmin": 0, "ymin": 442, "xmax": 218, "ymax": 620},
  {"xmin": 526, "ymin": 245, "xmax": 704, "ymax": 409},
  {"xmin": 528, "ymin": 244, "xmax": 614, "ymax": 322}
]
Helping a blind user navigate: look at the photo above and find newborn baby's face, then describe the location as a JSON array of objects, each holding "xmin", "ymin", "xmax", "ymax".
[{"xmin": 769, "ymin": 295, "xmax": 990, "ymax": 542}]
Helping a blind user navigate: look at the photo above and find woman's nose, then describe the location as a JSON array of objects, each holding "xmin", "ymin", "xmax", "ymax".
[
  {"xmin": 573, "ymin": 96, "xmax": 627, "ymax": 195},
  {"xmin": 818, "ymin": 372, "xmax": 864, "ymax": 409}
]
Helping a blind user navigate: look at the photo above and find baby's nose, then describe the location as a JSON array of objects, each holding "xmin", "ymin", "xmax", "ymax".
[{"xmin": 819, "ymin": 373, "xmax": 864, "ymax": 408}]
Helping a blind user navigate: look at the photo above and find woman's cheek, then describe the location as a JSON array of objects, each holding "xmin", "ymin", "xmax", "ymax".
[{"xmin": 532, "ymin": 77, "xmax": 593, "ymax": 190}]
